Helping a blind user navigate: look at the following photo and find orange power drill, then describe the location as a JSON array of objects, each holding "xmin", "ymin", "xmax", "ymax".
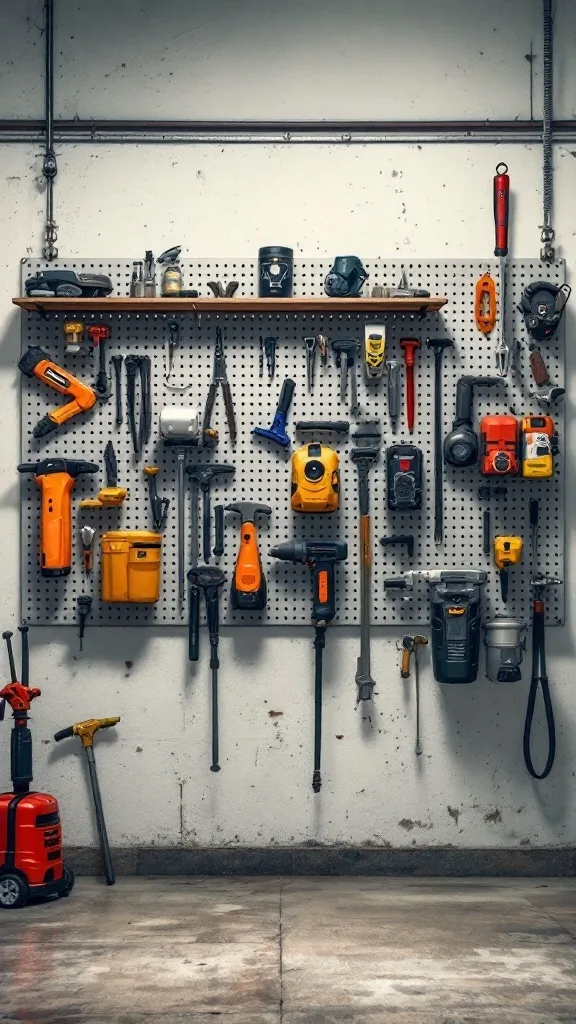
[
  {"xmin": 19, "ymin": 346, "xmax": 99, "ymax": 438},
  {"xmin": 18, "ymin": 459, "xmax": 98, "ymax": 577}
]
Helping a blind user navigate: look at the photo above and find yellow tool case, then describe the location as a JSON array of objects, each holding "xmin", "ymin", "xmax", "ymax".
[{"xmin": 101, "ymin": 530, "xmax": 162, "ymax": 603}]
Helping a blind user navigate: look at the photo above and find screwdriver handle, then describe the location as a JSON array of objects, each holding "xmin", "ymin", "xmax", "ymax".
[
  {"xmin": 493, "ymin": 163, "xmax": 510, "ymax": 257},
  {"xmin": 530, "ymin": 499, "xmax": 539, "ymax": 528}
]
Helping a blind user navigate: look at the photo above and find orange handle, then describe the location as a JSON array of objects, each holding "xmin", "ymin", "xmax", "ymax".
[
  {"xmin": 474, "ymin": 273, "xmax": 497, "ymax": 334},
  {"xmin": 401, "ymin": 648, "xmax": 411, "ymax": 678},
  {"xmin": 234, "ymin": 522, "xmax": 262, "ymax": 594},
  {"xmin": 37, "ymin": 472, "xmax": 75, "ymax": 576}
]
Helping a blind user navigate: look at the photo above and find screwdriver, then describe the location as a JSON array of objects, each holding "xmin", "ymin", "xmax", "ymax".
[{"xmin": 493, "ymin": 162, "xmax": 510, "ymax": 376}]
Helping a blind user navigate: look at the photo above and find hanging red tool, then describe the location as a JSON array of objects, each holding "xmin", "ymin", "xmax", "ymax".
[
  {"xmin": 493, "ymin": 162, "xmax": 511, "ymax": 376},
  {"xmin": 400, "ymin": 338, "xmax": 421, "ymax": 434}
]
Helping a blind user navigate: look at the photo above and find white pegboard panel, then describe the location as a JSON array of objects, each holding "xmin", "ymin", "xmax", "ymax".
[{"xmin": 19, "ymin": 258, "xmax": 565, "ymax": 627}]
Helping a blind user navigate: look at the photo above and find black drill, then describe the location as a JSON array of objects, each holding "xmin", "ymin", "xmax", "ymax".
[{"xmin": 270, "ymin": 539, "xmax": 347, "ymax": 793}]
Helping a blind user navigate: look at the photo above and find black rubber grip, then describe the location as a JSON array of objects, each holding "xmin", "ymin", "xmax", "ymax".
[
  {"xmin": 278, "ymin": 378, "xmax": 296, "ymax": 415},
  {"xmin": 296, "ymin": 421, "xmax": 350, "ymax": 433},
  {"xmin": 213, "ymin": 505, "xmax": 225, "ymax": 557},
  {"xmin": 54, "ymin": 726, "xmax": 74, "ymax": 742}
]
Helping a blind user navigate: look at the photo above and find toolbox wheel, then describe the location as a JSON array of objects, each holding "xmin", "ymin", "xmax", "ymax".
[
  {"xmin": 0, "ymin": 873, "xmax": 29, "ymax": 909},
  {"xmin": 61, "ymin": 867, "xmax": 75, "ymax": 897}
]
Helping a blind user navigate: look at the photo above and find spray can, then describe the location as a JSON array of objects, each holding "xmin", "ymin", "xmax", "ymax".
[{"xmin": 483, "ymin": 617, "xmax": 527, "ymax": 682}]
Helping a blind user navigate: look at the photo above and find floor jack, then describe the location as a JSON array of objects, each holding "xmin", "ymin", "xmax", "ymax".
[{"xmin": 0, "ymin": 626, "xmax": 74, "ymax": 908}]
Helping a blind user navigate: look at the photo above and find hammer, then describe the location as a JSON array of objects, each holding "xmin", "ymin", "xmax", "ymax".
[
  {"xmin": 186, "ymin": 464, "xmax": 235, "ymax": 563},
  {"xmin": 54, "ymin": 717, "xmax": 120, "ymax": 886}
]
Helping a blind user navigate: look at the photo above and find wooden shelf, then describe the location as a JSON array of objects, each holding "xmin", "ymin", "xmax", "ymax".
[{"xmin": 13, "ymin": 295, "xmax": 447, "ymax": 314}]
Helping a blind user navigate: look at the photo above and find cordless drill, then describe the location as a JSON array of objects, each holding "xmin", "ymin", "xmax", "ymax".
[
  {"xmin": 270, "ymin": 539, "xmax": 347, "ymax": 793},
  {"xmin": 270, "ymin": 540, "xmax": 347, "ymax": 624}
]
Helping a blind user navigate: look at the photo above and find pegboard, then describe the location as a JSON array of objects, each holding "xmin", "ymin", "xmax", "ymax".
[{"xmin": 19, "ymin": 258, "xmax": 565, "ymax": 627}]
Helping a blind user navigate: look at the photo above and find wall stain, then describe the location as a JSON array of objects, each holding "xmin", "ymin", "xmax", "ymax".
[
  {"xmin": 447, "ymin": 805, "xmax": 460, "ymax": 825},
  {"xmin": 484, "ymin": 809, "xmax": 502, "ymax": 824},
  {"xmin": 398, "ymin": 819, "xmax": 433, "ymax": 831},
  {"xmin": 268, "ymin": 710, "xmax": 283, "ymax": 718}
]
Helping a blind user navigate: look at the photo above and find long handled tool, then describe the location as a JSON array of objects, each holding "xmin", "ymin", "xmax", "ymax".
[
  {"xmin": 400, "ymin": 338, "xmax": 421, "ymax": 433},
  {"xmin": 350, "ymin": 447, "xmax": 379, "ymax": 703},
  {"xmin": 54, "ymin": 717, "xmax": 120, "ymax": 885},
  {"xmin": 523, "ymin": 576, "xmax": 561, "ymax": 779},
  {"xmin": 493, "ymin": 162, "xmax": 512, "ymax": 376},
  {"xmin": 400, "ymin": 634, "xmax": 428, "ymax": 755},
  {"xmin": 187, "ymin": 567, "xmax": 227, "ymax": 772},
  {"xmin": 270, "ymin": 540, "xmax": 347, "ymax": 792},
  {"xmin": 427, "ymin": 338, "xmax": 453, "ymax": 544}
]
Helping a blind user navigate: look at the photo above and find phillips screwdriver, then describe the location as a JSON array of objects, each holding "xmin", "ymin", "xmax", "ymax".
[
  {"xmin": 493, "ymin": 162, "xmax": 511, "ymax": 376},
  {"xmin": 400, "ymin": 338, "xmax": 421, "ymax": 433}
]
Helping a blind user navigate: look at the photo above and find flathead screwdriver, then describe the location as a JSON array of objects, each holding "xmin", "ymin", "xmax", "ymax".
[{"xmin": 530, "ymin": 499, "xmax": 539, "ymax": 569}]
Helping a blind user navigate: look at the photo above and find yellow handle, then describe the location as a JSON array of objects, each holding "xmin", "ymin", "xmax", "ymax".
[{"xmin": 73, "ymin": 716, "xmax": 120, "ymax": 747}]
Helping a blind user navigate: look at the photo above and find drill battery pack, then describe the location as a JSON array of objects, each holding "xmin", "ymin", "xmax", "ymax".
[
  {"xmin": 101, "ymin": 530, "xmax": 162, "ymax": 603},
  {"xmin": 521, "ymin": 416, "xmax": 558, "ymax": 478},
  {"xmin": 386, "ymin": 445, "xmax": 422, "ymax": 511},
  {"xmin": 480, "ymin": 415, "xmax": 520, "ymax": 475},
  {"xmin": 430, "ymin": 574, "xmax": 483, "ymax": 684},
  {"xmin": 291, "ymin": 444, "xmax": 340, "ymax": 513}
]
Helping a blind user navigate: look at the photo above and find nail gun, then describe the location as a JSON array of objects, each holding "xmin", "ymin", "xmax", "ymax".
[{"xmin": 19, "ymin": 346, "xmax": 106, "ymax": 438}]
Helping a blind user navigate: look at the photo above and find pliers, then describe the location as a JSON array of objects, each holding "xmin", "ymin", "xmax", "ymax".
[{"xmin": 202, "ymin": 326, "xmax": 237, "ymax": 444}]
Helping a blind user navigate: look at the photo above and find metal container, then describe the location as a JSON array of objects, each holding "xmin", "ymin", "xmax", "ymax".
[
  {"xmin": 484, "ymin": 617, "xmax": 527, "ymax": 682},
  {"xmin": 258, "ymin": 246, "xmax": 293, "ymax": 298}
]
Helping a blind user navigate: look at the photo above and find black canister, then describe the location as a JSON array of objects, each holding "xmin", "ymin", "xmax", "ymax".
[{"xmin": 258, "ymin": 246, "xmax": 293, "ymax": 298}]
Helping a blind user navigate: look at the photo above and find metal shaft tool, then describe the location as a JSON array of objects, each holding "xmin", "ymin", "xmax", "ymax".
[
  {"xmin": 54, "ymin": 718, "xmax": 120, "ymax": 885},
  {"xmin": 187, "ymin": 465, "xmax": 235, "ymax": 564},
  {"xmin": 111, "ymin": 355, "xmax": 123, "ymax": 426},
  {"xmin": 144, "ymin": 466, "xmax": 169, "ymax": 531},
  {"xmin": 187, "ymin": 566, "xmax": 227, "ymax": 772},
  {"xmin": 494, "ymin": 162, "xmax": 511, "ymax": 376},
  {"xmin": 427, "ymin": 338, "xmax": 454, "ymax": 544},
  {"xmin": 305, "ymin": 336, "xmax": 317, "ymax": 390},
  {"xmin": 203, "ymin": 326, "xmax": 237, "ymax": 444},
  {"xmin": 350, "ymin": 447, "xmax": 379, "ymax": 702},
  {"xmin": 332, "ymin": 339, "xmax": 359, "ymax": 413},
  {"xmin": 530, "ymin": 498, "xmax": 539, "ymax": 569},
  {"xmin": 400, "ymin": 635, "xmax": 428, "ymax": 755},
  {"xmin": 400, "ymin": 338, "xmax": 421, "ymax": 433},
  {"xmin": 386, "ymin": 359, "xmax": 400, "ymax": 433},
  {"xmin": 164, "ymin": 319, "xmax": 190, "ymax": 391}
]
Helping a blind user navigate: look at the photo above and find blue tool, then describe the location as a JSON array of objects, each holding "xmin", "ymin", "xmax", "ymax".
[{"xmin": 252, "ymin": 378, "xmax": 295, "ymax": 447}]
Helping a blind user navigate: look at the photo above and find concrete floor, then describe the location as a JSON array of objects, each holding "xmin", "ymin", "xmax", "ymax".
[{"xmin": 1, "ymin": 877, "xmax": 576, "ymax": 1022}]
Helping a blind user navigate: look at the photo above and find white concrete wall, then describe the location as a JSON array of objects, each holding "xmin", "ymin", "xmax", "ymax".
[{"xmin": 0, "ymin": 0, "xmax": 575, "ymax": 850}]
